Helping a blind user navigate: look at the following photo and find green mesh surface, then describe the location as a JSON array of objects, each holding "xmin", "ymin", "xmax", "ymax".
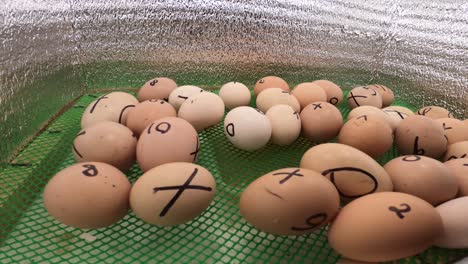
[{"xmin": 1, "ymin": 91, "xmax": 468, "ymax": 264}]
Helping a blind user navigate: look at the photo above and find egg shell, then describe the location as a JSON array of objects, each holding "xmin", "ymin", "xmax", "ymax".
[
  {"xmin": 435, "ymin": 118, "xmax": 468, "ymax": 145},
  {"xmin": 254, "ymin": 76, "xmax": 289, "ymax": 96},
  {"xmin": 300, "ymin": 102, "xmax": 343, "ymax": 143},
  {"xmin": 223, "ymin": 106, "xmax": 272, "ymax": 151},
  {"xmin": 395, "ymin": 115, "xmax": 447, "ymax": 159},
  {"xmin": 81, "ymin": 92, "xmax": 138, "ymax": 128},
  {"xmin": 311, "ymin": 80, "xmax": 343, "ymax": 105},
  {"xmin": 443, "ymin": 141, "xmax": 468, "ymax": 161},
  {"xmin": 137, "ymin": 77, "xmax": 177, "ymax": 102},
  {"xmin": 338, "ymin": 115, "xmax": 393, "ymax": 158},
  {"xmin": 328, "ymin": 192, "xmax": 443, "ymax": 262},
  {"xmin": 464, "ymin": 119, "xmax": 468, "ymax": 127},
  {"xmin": 130, "ymin": 162, "xmax": 215, "ymax": 226},
  {"xmin": 126, "ymin": 99, "xmax": 177, "ymax": 136},
  {"xmin": 444, "ymin": 158, "xmax": 468, "ymax": 197},
  {"xmin": 43, "ymin": 162, "xmax": 131, "ymax": 229},
  {"xmin": 72, "ymin": 121, "xmax": 137, "ymax": 172},
  {"xmin": 417, "ymin": 106, "xmax": 453, "ymax": 119},
  {"xmin": 265, "ymin": 104, "xmax": 301, "ymax": 146},
  {"xmin": 347, "ymin": 106, "xmax": 397, "ymax": 130},
  {"xmin": 384, "ymin": 106, "xmax": 414, "ymax": 116},
  {"xmin": 218, "ymin": 82, "xmax": 251, "ymax": 110},
  {"xmin": 382, "ymin": 106, "xmax": 412, "ymax": 128},
  {"xmin": 435, "ymin": 197, "xmax": 468, "ymax": 248},
  {"xmin": 178, "ymin": 92, "xmax": 225, "ymax": 132},
  {"xmin": 240, "ymin": 168, "xmax": 340, "ymax": 236},
  {"xmin": 384, "ymin": 155, "xmax": 458, "ymax": 205},
  {"xmin": 290, "ymin": 82, "xmax": 327, "ymax": 109},
  {"xmin": 369, "ymin": 84, "xmax": 394, "ymax": 107},
  {"xmin": 346, "ymin": 86, "xmax": 383, "ymax": 109},
  {"xmin": 168, "ymin": 85, "xmax": 204, "ymax": 111},
  {"xmin": 300, "ymin": 143, "xmax": 393, "ymax": 200},
  {"xmin": 256, "ymin": 88, "xmax": 300, "ymax": 113},
  {"xmin": 136, "ymin": 117, "xmax": 199, "ymax": 172}
]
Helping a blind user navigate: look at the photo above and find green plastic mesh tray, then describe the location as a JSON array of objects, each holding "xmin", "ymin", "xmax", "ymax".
[{"xmin": 1, "ymin": 90, "xmax": 468, "ymax": 264}]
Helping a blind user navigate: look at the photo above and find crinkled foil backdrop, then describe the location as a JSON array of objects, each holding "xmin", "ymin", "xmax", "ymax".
[{"xmin": 0, "ymin": 0, "xmax": 467, "ymax": 163}]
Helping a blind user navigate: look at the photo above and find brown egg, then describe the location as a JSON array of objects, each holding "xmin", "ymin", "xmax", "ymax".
[
  {"xmin": 136, "ymin": 117, "xmax": 199, "ymax": 172},
  {"xmin": 240, "ymin": 168, "xmax": 340, "ymax": 235},
  {"xmin": 300, "ymin": 102, "xmax": 343, "ymax": 143},
  {"xmin": 338, "ymin": 115, "xmax": 393, "ymax": 158},
  {"xmin": 265, "ymin": 104, "xmax": 301, "ymax": 146},
  {"xmin": 347, "ymin": 106, "xmax": 397, "ymax": 130},
  {"xmin": 256, "ymin": 88, "xmax": 300, "ymax": 113},
  {"xmin": 346, "ymin": 86, "xmax": 383, "ymax": 109},
  {"xmin": 178, "ymin": 92, "xmax": 225, "ymax": 132},
  {"xmin": 300, "ymin": 143, "xmax": 393, "ymax": 200},
  {"xmin": 382, "ymin": 106, "xmax": 413, "ymax": 128},
  {"xmin": 130, "ymin": 162, "xmax": 215, "ymax": 226},
  {"xmin": 253, "ymin": 76, "xmax": 289, "ymax": 96},
  {"xmin": 81, "ymin": 92, "xmax": 138, "ymax": 128},
  {"xmin": 464, "ymin": 119, "xmax": 468, "ymax": 127},
  {"xmin": 395, "ymin": 115, "xmax": 447, "ymax": 159},
  {"xmin": 311, "ymin": 80, "xmax": 343, "ymax": 106},
  {"xmin": 444, "ymin": 158, "xmax": 468, "ymax": 197},
  {"xmin": 384, "ymin": 155, "xmax": 458, "ymax": 205},
  {"xmin": 137, "ymin": 77, "xmax": 177, "ymax": 102},
  {"xmin": 126, "ymin": 99, "xmax": 177, "ymax": 136},
  {"xmin": 168, "ymin": 85, "xmax": 204, "ymax": 111},
  {"xmin": 43, "ymin": 162, "xmax": 131, "ymax": 229},
  {"xmin": 72, "ymin": 121, "xmax": 137, "ymax": 172},
  {"xmin": 291, "ymin": 82, "xmax": 327, "ymax": 109},
  {"xmin": 435, "ymin": 118, "xmax": 468, "ymax": 145},
  {"xmin": 417, "ymin": 106, "xmax": 453, "ymax": 119},
  {"xmin": 443, "ymin": 141, "xmax": 468, "ymax": 161},
  {"xmin": 328, "ymin": 192, "xmax": 443, "ymax": 262},
  {"xmin": 369, "ymin": 84, "xmax": 394, "ymax": 107}
]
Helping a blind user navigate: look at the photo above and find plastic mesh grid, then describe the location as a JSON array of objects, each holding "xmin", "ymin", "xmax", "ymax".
[{"xmin": 1, "ymin": 91, "xmax": 468, "ymax": 264}]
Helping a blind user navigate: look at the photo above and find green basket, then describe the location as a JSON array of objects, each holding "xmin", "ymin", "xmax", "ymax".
[{"xmin": 1, "ymin": 90, "xmax": 467, "ymax": 264}]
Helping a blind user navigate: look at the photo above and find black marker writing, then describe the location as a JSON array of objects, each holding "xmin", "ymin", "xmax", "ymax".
[
  {"xmin": 89, "ymin": 96, "xmax": 108, "ymax": 113},
  {"xmin": 329, "ymin": 97, "xmax": 339, "ymax": 105},
  {"xmin": 265, "ymin": 188, "xmax": 284, "ymax": 200},
  {"xmin": 293, "ymin": 111, "xmax": 300, "ymax": 120},
  {"xmin": 291, "ymin": 213, "xmax": 327, "ymax": 231},
  {"xmin": 347, "ymin": 92, "xmax": 367, "ymax": 107},
  {"xmin": 448, "ymin": 154, "xmax": 467, "ymax": 160},
  {"xmin": 73, "ymin": 131, "xmax": 87, "ymax": 158},
  {"xmin": 226, "ymin": 123, "xmax": 235, "ymax": 137},
  {"xmin": 402, "ymin": 155, "xmax": 421, "ymax": 162},
  {"xmin": 178, "ymin": 95, "xmax": 188, "ymax": 100},
  {"xmin": 362, "ymin": 87, "xmax": 377, "ymax": 96},
  {"xmin": 442, "ymin": 123, "xmax": 452, "ymax": 130},
  {"xmin": 190, "ymin": 137, "xmax": 200, "ymax": 162},
  {"xmin": 418, "ymin": 107, "xmax": 431, "ymax": 116},
  {"xmin": 155, "ymin": 122, "xmax": 171, "ymax": 134},
  {"xmin": 118, "ymin": 105, "xmax": 135, "ymax": 124},
  {"xmin": 272, "ymin": 169, "xmax": 304, "ymax": 184},
  {"xmin": 150, "ymin": 79, "xmax": 158, "ymax": 86},
  {"xmin": 312, "ymin": 103, "xmax": 322, "ymax": 110},
  {"xmin": 82, "ymin": 164, "xmax": 98, "ymax": 177},
  {"xmin": 413, "ymin": 136, "xmax": 425, "ymax": 155},
  {"xmin": 384, "ymin": 109, "xmax": 407, "ymax": 119},
  {"xmin": 322, "ymin": 167, "xmax": 378, "ymax": 198},
  {"xmin": 357, "ymin": 115, "xmax": 368, "ymax": 121},
  {"xmin": 388, "ymin": 203, "xmax": 411, "ymax": 219},
  {"xmin": 147, "ymin": 123, "xmax": 155, "ymax": 134}
]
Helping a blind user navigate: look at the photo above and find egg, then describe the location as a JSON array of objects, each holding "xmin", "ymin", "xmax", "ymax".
[
  {"xmin": 311, "ymin": 80, "xmax": 343, "ymax": 106},
  {"xmin": 137, "ymin": 77, "xmax": 177, "ymax": 102},
  {"xmin": 239, "ymin": 168, "xmax": 340, "ymax": 235},
  {"xmin": 417, "ymin": 106, "xmax": 453, "ymax": 119},
  {"xmin": 395, "ymin": 115, "xmax": 447, "ymax": 159},
  {"xmin": 435, "ymin": 118, "xmax": 468, "ymax": 145},
  {"xmin": 168, "ymin": 85, "xmax": 204, "ymax": 111},
  {"xmin": 253, "ymin": 76, "xmax": 289, "ymax": 96},
  {"xmin": 218, "ymin": 82, "xmax": 251, "ymax": 109},
  {"xmin": 464, "ymin": 119, "xmax": 468, "ymax": 127},
  {"xmin": 126, "ymin": 99, "xmax": 177, "ymax": 136},
  {"xmin": 384, "ymin": 106, "xmax": 414, "ymax": 116},
  {"xmin": 347, "ymin": 106, "xmax": 397, "ymax": 130},
  {"xmin": 300, "ymin": 102, "xmax": 343, "ymax": 143},
  {"xmin": 256, "ymin": 88, "xmax": 300, "ymax": 113},
  {"xmin": 369, "ymin": 84, "xmax": 394, "ymax": 107},
  {"xmin": 300, "ymin": 143, "xmax": 393, "ymax": 200},
  {"xmin": 130, "ymin": 162, "xmax": 215, "ymax": 226},
  {"xmin": 435, "ymin": 197, "xmax": 468, "ymax": 248},
  {"xmin": 338, "ymin": 115, "xmax": 393, "ymax": 158},
  {"xmin": 384, "ymin": 155, "xmax": 458, "ymax": 205},
  {"xmin": 136, "ymin": 117, "xmax": 199, "ymax": 172},
  {"xmin": 328, "ymin": 192, "xmax": 443, "ymax": 262},
  {"xmin": 43, "ymin": 162, "xmax": 131, "ymax": 229},
  {"xmin": 72, "ymin": 121, "xmax": 137, "ymax": 171},
  {"xmin": 346, "ymin": 86, "xmax": 383, "ymax": 109},
  {"xmin": 443, "ymin": 141, "xmax": 468, "ymax": 161},
  {"xmin": 265, "ymin": 104, "xmax": 301, "ymax": 146},
  {"xmin": 223, "ymin": 106, "xmax": 271, "ymax": 151},
  {"xmin": 444, "ymin": 158, "xmax": 468, "ymax": 196},
  {"xmin": 81, "ymin": 92, "xmax": 138, "ymax": 128},
  {"xmin": 290, "ymin": 82, "xmax": 327, "ymax": 109},
  {"xmin": 178, "ymin": 92, "xmax": 225, "ymax": 132},
  {"xmin": 382, "ymin": 106, "xmax": 413, "ymax": 127}
]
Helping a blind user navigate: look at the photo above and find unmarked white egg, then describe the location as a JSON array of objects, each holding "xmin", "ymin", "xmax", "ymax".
[{"xmin": 219, "ymin": 82, "xmax": 251, "ymax": 109}]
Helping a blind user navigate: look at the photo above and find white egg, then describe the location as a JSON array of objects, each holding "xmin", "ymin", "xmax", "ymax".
[
  {"xmin": 219, "ymin": 82, "xmax": 251, "ymax": 109},
  {"xmin": 435, "ymin": 197, "xmax": 468, "ymax": 248},
  {"xmin": 266, "ymin": 104, "xmax": 301, "ymax": 146},
  {"xmin": 168, "ymin": 85, "xmax": 204, "ymax": 111},
  {"xmin": 178, "ymin": 92, "xmax": 225, "ymax": 132},
  {"xmin": 256, "ymin": 88, "xmax": 300, "ymax": 113},
  {"xmin": 224, "ymin": 106, "xmax": 272, "ymax": 151}
]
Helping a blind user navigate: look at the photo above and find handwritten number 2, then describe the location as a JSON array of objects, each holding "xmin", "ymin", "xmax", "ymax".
[{"xmin": 388, "ymin": 203, "xmax": 411, "ymax": 219}]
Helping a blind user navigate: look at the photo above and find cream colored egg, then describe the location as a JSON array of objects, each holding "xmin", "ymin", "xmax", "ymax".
[
  {"xmin": 311, "ymin": 80, "xmax": 343, "ymax": 106},
  {"xmin": 347, "ymin": 106, "xmax": 397, "ymax": 130},
  {"xmin": 435, "ymin": 118, "xmax": 468, "ymax": 145},
  {"xmin": 266, "ymin": 104, "xmax": 301, "ymax": 146},
  {"xmin": 43, "ymin": 162, "xmax": 131, "ymax": 229},
  {"xmin": 219, "ymin": 82, "xmax": 251, "ymax": 109},
  {"xmin": 136, "ymin": 117, "xmax": 199, "ymax": 172},
  {"xmin": 137, "ymin": 77, "xmax": 177, "ymax": 102},
  {"xmin": 168, "ymin": 85, "xmax": 204, "ymax": 111},
  {"xmin": 417, "ymin": 106, "xmax": 453, "ymax": 119},
  {"xmin": 130, "ymin": 162, "xmax": 215, "ymax": 226},
  {"xmin": 178, "ymin": 92, "xmax": 225, "ymax": 132},
  {"xmin": 240, "ymin": 168, "xmax": 340, "ymax": 235},
  {"xmin": 443, "ymin": 141, "xmax": 468, "ymax": 161},
  {"xmin": 435, "ymin": 197, "xmax": 468, "ymax": 248},
  {"xmin": 72, "ymin": 121, "xmax": 137, "ymax": 172},
  {"xmin": 369, "ymin": 84, "xmax": 394, "ymax": 107},
  {"xmin": 224, "ymin": 106, "xmax": 272, "ymax": 151},
  {"xmin": 300, "ymin": 143, "xmax": 393, "ymax": 200},
  {"xmin": 126, "ymin": 99, "xmax": 177, "ymax": 136},
  {"xmin": 290, "ymin": 82, "xmax": 327, "ymax": 109},
  {"xmin": 444, "ymin": 158, "xmax": 468, "ymax": 197},
  {"xmin": 385, "ymin": 106, "xmax": 414, "ymax": 116},
  {"xmin": 346, "ymin": 86, "xmax": 383, "ymax": 109},
  {"xmin": 382, "ymin": 106, "xmax": 413, "ymax": 127},
  {"xmin": 256, "ymin": 88, "xmax": 300, "ymax": 113},
  {"xmin": 81, "ymin": 92, "xmax": 138, "ymax": 128},
  {"xmin": 254, "ymin": 76, "xmax": 289, "ymax": 96},
  {"xmin": 300, "ymin": 102, "xmax": 343, "ymax": 143}
]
